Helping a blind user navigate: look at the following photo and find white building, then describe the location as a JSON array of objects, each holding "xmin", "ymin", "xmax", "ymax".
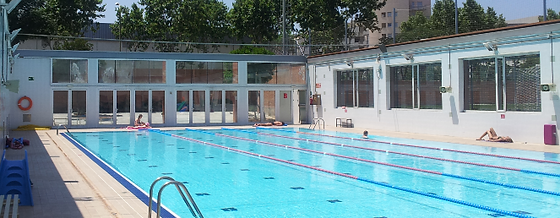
[{"xmin": 308, "ymin": 20, "xmax": 560, "ymax": 145}]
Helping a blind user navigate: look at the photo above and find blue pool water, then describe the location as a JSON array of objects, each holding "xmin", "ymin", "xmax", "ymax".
[{"xmin": 66, "ymin": 128, "xmax": 560, "ymax": 218}]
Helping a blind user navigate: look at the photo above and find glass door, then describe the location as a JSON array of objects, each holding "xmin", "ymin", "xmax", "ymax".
[
  {"xmin": 177, "ymin": 90, "xmax": 190, "ymax": 124},
  {"xmin": 248, "ymin": 91, "xmax": 261, "ymax": 122},
  {"xmin": 71, "ymin": 91, "xmax": 87, "ymax": 126},
  {"xmin": 53, "ymin": 91, "xmax": 69, "ymax": 125},
  {"xmin": 99, "ymin": 91, "xmax": 113, "ymax": 125},
  {"xmin": 151, "ymin": 91, "xmax": 165, "ymax": 124},
  {"xmin": 117, "ymin": 91, "xmax": 131, "ymax": 125},
  {"xmin": 210, "ymin": 91, "xmax": 223, "ymax": 123},
  {"xmin": 263, "ymin": 91, "xmax": 275, "ymax": 121},
  {"xmin": 225, "ymin": 91, "xmax": 237, "ymax": 123},
  {"xmin": 192, "ymin": 91, "xmax": 205, "ymax": 124},
  {"xmin": 135, "ymin": 91, "xmax": 149, "ymax": 125}
]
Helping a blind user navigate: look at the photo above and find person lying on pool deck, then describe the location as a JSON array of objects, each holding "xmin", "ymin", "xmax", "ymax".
[
  {"xmin": 254, "ymin": 121, "xmax": 286, "ymax": 127},
  {"xmin": 476, "ymin": 127, "xmax": 513, "ymax": 142}
]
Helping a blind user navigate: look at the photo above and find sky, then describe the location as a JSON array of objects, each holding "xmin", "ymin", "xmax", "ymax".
[{"xmin": 96, "ymin": 0, "xmax": 560, "ymax": 24}]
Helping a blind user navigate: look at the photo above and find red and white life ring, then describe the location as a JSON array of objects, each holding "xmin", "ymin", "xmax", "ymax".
[{"xmin": 18, "ymin": 96, "xmax": 32, "ymax": 111}]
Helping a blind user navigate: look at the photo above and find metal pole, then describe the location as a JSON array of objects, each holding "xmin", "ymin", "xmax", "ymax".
[
  {"xmin": 282, "ymin": 0, "xmax": 286, "ymax": 54},
  {"xmin": 392, "ymin": 8, "xmax": 396, "ymax": 44},
  {"xmin": 345, "ymin": 19, "xmax": 348, "ymax": 50},
  {"xmin": 455, "ymin": 0, "xmax": 458, "ymax": 34},
  {"xmin": 543, "ymin": 0, "xmax": 547, "ymax": 21}
]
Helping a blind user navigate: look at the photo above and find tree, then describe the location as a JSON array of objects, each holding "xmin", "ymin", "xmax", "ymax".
[
  {"xmin": 397, "ymin": 0, "xmax": 506, "ymax": 44},
  {"xmin": 291, "ymin": 0, "xmax": 386, "ymax": 52},
  {"xmin": 228, "ymin": 0, "xmax": 278, "ymax": 44},
  {"xmin": 111, "ymin": 4, "xmax": 150, "ymax": 52},
  {"xmin": 539, "ymin": 9, "xmax": 560, "ymax": 21},
  {"xmin": 9, "ymin": 0, "xmax": 106, "ymax": 50},
  {"xmin": 114, "ymin": 0, "xmax": 230, "ymax": 52}
]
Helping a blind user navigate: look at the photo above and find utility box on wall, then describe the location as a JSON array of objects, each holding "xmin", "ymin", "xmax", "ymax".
[
  {"xmin": 544, "ymin": 124, "xmax": 557, "ymax": 145},
  {"xmin": 311, "ymin": 94, "xmax": 322, "ymax": 105}
]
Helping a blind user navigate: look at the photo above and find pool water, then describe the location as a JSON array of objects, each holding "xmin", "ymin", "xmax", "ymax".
[{"xmin": 67, "ymin": 128, "xmax": 560, "ymax": 218}]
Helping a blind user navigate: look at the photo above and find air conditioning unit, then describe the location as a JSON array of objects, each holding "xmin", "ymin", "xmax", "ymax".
[
  {"xmin": 439, "ymin": 86, "xmax": 452, "ymax": 93},
  {"xmin": 541, "ymin": 84, "xmax": 556, "ymax": 92}
]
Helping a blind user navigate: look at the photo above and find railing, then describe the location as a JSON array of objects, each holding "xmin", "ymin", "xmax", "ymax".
[
  {"xmin": 53, "ymin": 120, "xmax": 71, "ymax": 136},
  {"xmin": 148, "ymin": 176, "xmax": 203, "ymax": 218},
  {"xmin": 309, "ymin": 117, "xmax": 325, "ymax": 130}
]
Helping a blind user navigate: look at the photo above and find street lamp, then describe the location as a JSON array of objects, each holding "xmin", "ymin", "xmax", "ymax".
[{"xmin": 115, "ymin": 2, "xmax": 121, "ymax": 51}]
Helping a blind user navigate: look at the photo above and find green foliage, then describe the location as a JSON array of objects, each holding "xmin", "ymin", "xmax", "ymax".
[
  {"xmin": 230, "ymin": 46, "xmax": 275, "ymax": 55},
  {"xmin": 539, "ymin": 9, "xmax": 560, "ymax": 21},
  {"xmin": 114, "ymin": 0, "xmax": 231, "ymax": 52},
  {"xmin": 8, "ymin": 0, "xmax": 106, "ymax": 50},
  {"xmin": 395, "ymin": 0, "xmax": 506, "ymax": 44},
  {"xmin": 53, "ymin": 38, "xmax": 93, "ymax": 50},
  {"xmin": 228, "ymin": 0, "xmax": 278, "ymax": 44},
  {"xmin": 292, "ymin": 0, "xmax": 386, "ymax": 51}
]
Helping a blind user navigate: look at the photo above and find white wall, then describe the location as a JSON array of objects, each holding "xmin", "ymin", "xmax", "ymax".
[{"xmin": 309, "ymin": 23, "xmax": 560, "ymax": 144}]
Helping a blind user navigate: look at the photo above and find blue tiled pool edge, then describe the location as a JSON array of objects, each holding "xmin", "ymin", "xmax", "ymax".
[{"xmin": 60, "ymin": 133, "xmax": 178, "ymax": 218}]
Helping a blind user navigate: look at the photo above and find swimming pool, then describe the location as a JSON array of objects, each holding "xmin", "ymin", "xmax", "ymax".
[{"xmin": 64, "ymin": 127, "xmax": 560, "ymax": 218}]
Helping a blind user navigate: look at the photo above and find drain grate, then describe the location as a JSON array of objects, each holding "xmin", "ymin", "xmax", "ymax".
[
  {"xmin": 327, "ymin": 199, "xmax": 341, "ymax": 203},
  {"xmin": 189, "ymin": 151, "xmax": 197, "ymax": 153},
  {"xmin": 240, "ymin": 169, "xmax": 250, "ymax": 171},
  {"xmin": 263, "ymin": 177, "xmax": 275, "ymax": 179},
  {"xmin": 195, "ymin": 193, "xmax": 210, "ymax": 196},
  {"xmin": 221, "ymin": 207, "xmax": 237, "ymax": 212},
  {"xmin": 177, "ymin": 148, "xmax": 185, "ymax": 149},
  {"xmin": 488, "ymin": 214, "xmax": 506, "ymax": 217},
  {"xmin": 290, "ymin": 187, "xmax": 304, "ymax": 190},
  {"xmin": 221, "ymin": 162, "xmax": 230, "ymax": 164},
  {"xmin": 205, "ymin": 156, "xmax": 214, "ymax": 159},
  {"xmin": 149, "ymin": 165, "xmax": 158, "ymax": 168},
  {"xmin": 137, "ymin": 159, "xmax": 148, "ymax": 162},
  {"xmin": 162, "ymin": 173, "xmax": 173, "ymax": 175}
]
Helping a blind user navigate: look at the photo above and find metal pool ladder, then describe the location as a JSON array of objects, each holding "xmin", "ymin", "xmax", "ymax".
[
  {"xmin": 309, "ymin": 117, "xmax": 325, "ymax": 130},
  {"xmin": 148, "ymin": 176, "xmax": 204, "ymax": 218}
]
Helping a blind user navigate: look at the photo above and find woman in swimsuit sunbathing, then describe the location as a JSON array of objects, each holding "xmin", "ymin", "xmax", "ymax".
[
  {"xmin": 254, "ymin": 121, "xmax": 285, "ymax": 127},
  {"xmin": 477, "ymin": 127, "xmax": 513, "ymax": 142}
]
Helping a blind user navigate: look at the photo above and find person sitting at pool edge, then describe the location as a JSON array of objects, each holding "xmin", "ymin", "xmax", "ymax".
[
  {"xmin": 476, "ymin": 127, "xmax": 513, "ymax": 143},
  {"xmin": 254, "ymin": 121, "xmax": 286, "ymax": 127},
  {"xmin": 134, "ymin": 114, "xmax": 151, "ymax": 128},
  {"xmin": 362, "ymin": 130, "xmax": 369, "ymax": 139}
]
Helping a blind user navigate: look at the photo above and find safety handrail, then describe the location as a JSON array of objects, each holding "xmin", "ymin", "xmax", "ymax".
[
  {"xmin": 148, "ymin": 176, "xmax": 203, "ymax": 218},
  {"xmin": 54, "ymin": 119, "xmax": 71, "ymax": 136},
  {"xmin": 309, "ymin": 117, "xmax": 325, "ymax": 130}
]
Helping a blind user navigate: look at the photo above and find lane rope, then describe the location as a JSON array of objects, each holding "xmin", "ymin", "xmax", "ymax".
[{"xmin": 153, "ymin": 129, "xmax": 535, "ymax": 218}]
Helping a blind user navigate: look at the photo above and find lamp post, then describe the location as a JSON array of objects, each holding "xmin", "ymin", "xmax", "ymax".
[
  {"xmin": 543, "ymin": 0, "xmax": 547, "ymax": 21},
  {"xmin": 115, "ymin": 2, "xmax": 121, "ymax": 52},
  {"xmin": 455, "ymin": 0, "xmax": 458, "ymax": 34}
]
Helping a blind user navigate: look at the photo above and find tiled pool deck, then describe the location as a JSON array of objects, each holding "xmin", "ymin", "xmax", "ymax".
[{"xmin": 5, "ymin": 125, "xmax": 560, "ymax": 218}]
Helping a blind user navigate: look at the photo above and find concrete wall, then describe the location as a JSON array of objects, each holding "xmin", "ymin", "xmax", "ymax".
[{"xmin": 309, "ymin": 22, "xmax": 560, "ymax": 145}]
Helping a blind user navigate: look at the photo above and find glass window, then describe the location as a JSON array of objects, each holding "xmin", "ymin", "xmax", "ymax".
[
  {"xmin": 464, "ymin": 54, "xmax": 541, "ymax": 112},
  {"xmin": 381, "ymin": 12, "xmax": 386, "ymax": 17},
  {"xmin": 390, "ymin": 63, "xmax": 442, "ymax": 109},
  {"xmin": 417, "ymin": 1, "xmax": 423, "ymax": 7},
  {"xmin": 394, "ymin": 12, "xmax": 398, "ymax": 17},
  {"xmin": 247, "ymin": 63, "xmax": 277, "ymax": 84},
  {"xmin": 248, "ymin": 91, "xmax": 261, "ymax": 122},
  {"xmin": 52, "ymin": 59, "xmax": 88, "ymax": 83},
  {"xmin": 390, "ymin": 66, "xmax": 413, "ymax": 108},
  {"xmin": 387, "ymin": 12, "xmax": 392, "ymax": 17},
  {"xmin": 382, "ymin": 23, "xmax": 386, "ymax": 28},
  {"xmin": 388, "ymin": 23, "xmax": 392, "ymax": 27},
  {"xmin": 176, "ymin": 61, "xmax": 238, "ymax": 84},
  {"xmin": 99, "ymin": 60, "xmax": 165, "ymax": 83},
  {"xmin": 290, "ymin": 64, "xmax": 306, "ymax": 85},
  {"xmin": 336, "ymin": 68, "xmax": 374, "ymax": 108}
]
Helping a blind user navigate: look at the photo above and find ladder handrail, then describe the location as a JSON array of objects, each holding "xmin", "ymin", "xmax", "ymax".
[
  {"xmin": 148, "ymin": 176, "xmax": 203, "ymax": 218},
  {"xmin": 157, "ymin": 181, "xmax": 204, "ymax": 218},
  {"xmin": 309, "ymin": 117, "xmax": 325, "ymax": 130},
  {"xmin": 54, "ymin": 119, "xmax": 71, "ymax": 136}
]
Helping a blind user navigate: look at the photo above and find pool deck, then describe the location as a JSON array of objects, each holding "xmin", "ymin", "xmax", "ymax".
[{"xmin": 5, "ymin": 125, "xmax": 560, "ymax": 217}]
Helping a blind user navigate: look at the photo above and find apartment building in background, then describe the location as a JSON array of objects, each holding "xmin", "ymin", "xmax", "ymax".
[{"xmin": 351, "ymin": 0, "xmax": 431, "ymax": 48}]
